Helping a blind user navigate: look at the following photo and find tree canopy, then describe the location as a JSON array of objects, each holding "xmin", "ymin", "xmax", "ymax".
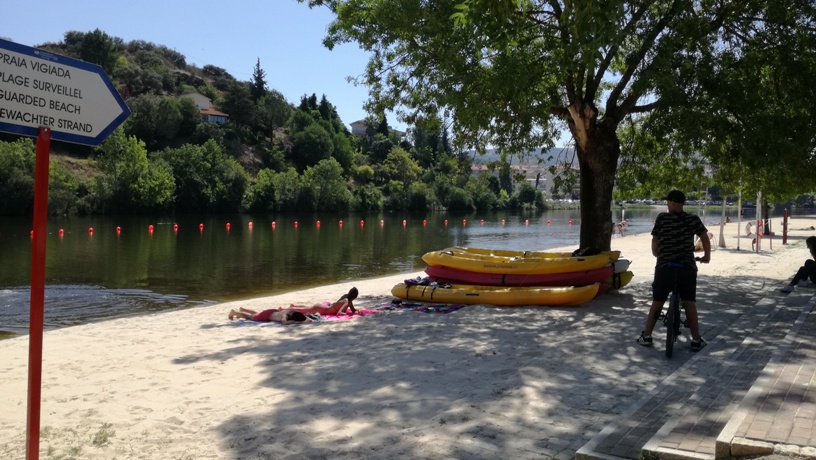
[{"xmin": 302, "ymin": 0, "xmax": 816, "ymax": 250}]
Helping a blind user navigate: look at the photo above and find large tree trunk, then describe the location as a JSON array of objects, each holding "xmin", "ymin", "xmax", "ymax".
[{"xmin": 573, "ymin": 120, "xmax": 621, "ymax": 252}]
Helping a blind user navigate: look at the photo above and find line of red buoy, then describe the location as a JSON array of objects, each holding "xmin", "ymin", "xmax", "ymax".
[{"xmin": 32, "ymin": 218, "xmax": 582, "ymax": 238}]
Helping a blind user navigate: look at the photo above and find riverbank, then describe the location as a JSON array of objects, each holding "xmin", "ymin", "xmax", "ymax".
[{"xmin": 1, "ymin": 216, "xmax": 814, "ymax": 459}]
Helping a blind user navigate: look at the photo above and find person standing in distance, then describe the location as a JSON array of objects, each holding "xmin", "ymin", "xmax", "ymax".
[{"xmin": 638, "ymin": 190, "xmax": 711, "ymax": 351}]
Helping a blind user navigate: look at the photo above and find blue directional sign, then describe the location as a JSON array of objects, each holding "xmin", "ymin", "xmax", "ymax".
[{"xmin": 0, "ymin": 38, "xmax": 130, "ymax": 146}]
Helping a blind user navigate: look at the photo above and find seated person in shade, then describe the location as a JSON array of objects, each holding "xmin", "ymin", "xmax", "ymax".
[
  {"xmin": 285, "ymin": 287, "xmax": 359, "ymax": 315},
  {"xmin": 780, "ymin": 236, "xmax": 816, "ymax": 293},
  {"xmin": 228, "ymin": 308, "xmax": 311, "ymax": 324}
]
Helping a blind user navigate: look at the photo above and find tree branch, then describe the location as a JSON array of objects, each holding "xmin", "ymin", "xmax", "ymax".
[
  {"xmin": 607, "ymin": 0, "xmax": 681, "ymax": 112},
  {"xmin": 587, "ymin": 3, "xmax": 651, "ymax": 99}
]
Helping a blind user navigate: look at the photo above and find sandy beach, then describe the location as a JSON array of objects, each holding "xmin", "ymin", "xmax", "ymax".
[{"xmin": 1, "ymin": 215, "xmax": 814, "ymax": 459}]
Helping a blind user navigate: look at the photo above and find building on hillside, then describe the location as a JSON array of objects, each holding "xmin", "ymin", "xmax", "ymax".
[
  {"xmin": 178, "ymin": 91, "xmax": 229, "ymax": 125},
  {"xmin": 349, "ymin": 119, "xmax": 405, "ymax": 139},
  {"xmin": 469, "ymin": 158, "xmax": 580, "ymax": 201}
]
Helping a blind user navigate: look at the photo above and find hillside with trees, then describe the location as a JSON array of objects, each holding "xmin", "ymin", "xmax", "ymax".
[{"xmin": 0, "ymin": 29, "xmax": 551, "ymax": 216}]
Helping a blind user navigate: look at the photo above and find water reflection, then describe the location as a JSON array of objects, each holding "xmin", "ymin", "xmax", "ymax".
[{"xmin": 0, "ymin": 207, "xmax": 798, "ymax": 336}]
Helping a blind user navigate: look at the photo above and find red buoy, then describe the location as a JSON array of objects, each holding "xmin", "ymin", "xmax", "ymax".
[
  {"xmin": 226, "ymin": 223, "xmax": 231, "ymax": 230},
  {"xmin": 116, "ymin": 226, "xmax": 122, "ymax": 233},
  {"xmin": 88, "ymin": 227, "xmax": 94, "ymax": 233},
  {"xmin": 173, "ymin": 224, "xmax": 178, "ymax": 231},
  {"xmin": 316, "ymin": 221, "xmax": 321, "ymax": 227},
  {"xmin": 148, "ymin": 225, "xmax": 154, "ymax": 232},
  {"xmin": 462, "ymin": 219, "xmax": 467, "ymax": 226}
]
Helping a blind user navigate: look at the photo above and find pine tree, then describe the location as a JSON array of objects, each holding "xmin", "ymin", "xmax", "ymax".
[{"xmin": 251, "ymin": 58, "xmax": 267, "ymax": 101}]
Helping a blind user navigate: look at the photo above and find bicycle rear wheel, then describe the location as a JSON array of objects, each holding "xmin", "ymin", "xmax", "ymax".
[{"xmin": 665, "ymin": 293, "xmax": 680, "ymax": 358}]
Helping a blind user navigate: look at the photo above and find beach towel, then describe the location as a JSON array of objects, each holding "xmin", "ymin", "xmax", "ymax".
[{"xmin": 228, "ymin": 308, "xmax": 381, "ymax": 326}]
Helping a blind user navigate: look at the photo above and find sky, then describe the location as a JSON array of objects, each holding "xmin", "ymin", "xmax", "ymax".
[{"xmin": 1, "ymin": 0, "xmax": 407, "ymax": 131}]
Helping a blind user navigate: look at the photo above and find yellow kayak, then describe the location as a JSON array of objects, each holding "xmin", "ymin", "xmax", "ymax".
[
  {"xmin": 390, "ymin": 282, "xmax": 600, "ymax": 306},
  {"xmin": 422, "ymin": 248, "xmax": 620, "ymax": 275}
]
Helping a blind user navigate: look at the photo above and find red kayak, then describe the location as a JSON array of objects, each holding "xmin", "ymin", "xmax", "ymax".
[{"xmin": 425, "ymin": 264, "xmax": 614, "ymax": 287}]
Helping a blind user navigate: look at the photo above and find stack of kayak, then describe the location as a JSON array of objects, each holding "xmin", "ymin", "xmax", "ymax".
[{"xmin": 390, "ymin": 247, "xmax": 634, "ymax": 307}]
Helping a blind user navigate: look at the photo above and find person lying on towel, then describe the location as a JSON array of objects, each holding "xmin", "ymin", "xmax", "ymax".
[
  {"xmin": 286, "ymin": 287, "xmax": 358, "ymax": 315},
  {"xmin": 227, "ymin": 287, "xmax": 359, "ymax": 323},
  {"xmin": 228, "ymin": 308, "xmax": 311, "ymax": 324}
]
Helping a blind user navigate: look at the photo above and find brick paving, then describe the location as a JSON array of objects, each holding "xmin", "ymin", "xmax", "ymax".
[
  {"xmin": 723, "ymin": 295, "xmax": 816, "ymax": 458},
  {"xmin": 577, "ymin": 290, "xmax": 816, "ymax": 460}
]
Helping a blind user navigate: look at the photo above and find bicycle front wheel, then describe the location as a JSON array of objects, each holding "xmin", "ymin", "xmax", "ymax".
[{"xmin": 666, "ymin": 293, "xmax": 680, "ymax": 358}]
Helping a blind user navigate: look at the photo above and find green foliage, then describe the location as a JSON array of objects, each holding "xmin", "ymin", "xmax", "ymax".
[
  {"xmin": 79, "ymin": 29, "xmax": 119, "ymax": 75},
  {"xmin": 306, "ymin": 0, "xmax": 816, "ymax": 250},
  {"xmin": 93, "ymin": 128, "xmax": 174, "ymax": 212},
  {"xmin": 256, "ymin": 90, "xmax": 293, "ymax": 135},
  {"xmin": 154, "ymin": 139, "xmax": 248, "ymax": 212},
  {"xmin": 353, "ymin": 183, "xmax": 384, "ymax": 211},
  {"xmin": 272, "ymin": 168, "xmax": 303, "ymax": 211},
  {"xmin": 251, "ymin": 58, "xmax": 268, "ymax": 101},
  {"xmin": 465, "ymin": 175, "xmax": 497, "ymax": 210},
  {"xmin": 118, "ymin": 65, "xmax": 163, "ymax": 97},
  {"xmin": 301, "ymin": 158, "xmax": 352, "ymax": 211},
  {"xmin": 383, "ymin": 146, "xmax": 422, "ymax": 186},
  {"xmin": 446, "ymin": 186, "xmax": 475, "ymax": 212},
  {"xmin": 0, "ymin": 138, "xmax": 35, "ymax": 214},
  {"xmin": 244, "ymin": 168, "xmax": 277, "ymax": 212},
  {"xmin": 291, "ymin": 123, "xmax": 333, "ymax": 171},
  {"xmin": 48, "ymin": 162, "xmax": 80, "ymax": 215}
]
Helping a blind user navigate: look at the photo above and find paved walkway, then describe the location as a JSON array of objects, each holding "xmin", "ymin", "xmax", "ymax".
[
  {"xmin": 577, "ymin": 288, "xmax": 816, "ymax": 460},
  {"xmin": 719, "ymin": 292, "xmax": 816, "ymax": 458}
]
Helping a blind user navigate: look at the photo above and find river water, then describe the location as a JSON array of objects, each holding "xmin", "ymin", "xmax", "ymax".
[{"xmin": 0, "ymin": 206, "xmax": 792, "ymax": 337}]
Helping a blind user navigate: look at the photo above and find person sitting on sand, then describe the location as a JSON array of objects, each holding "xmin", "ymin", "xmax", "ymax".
[
  {"xmin": 780, "ymin": 236, "xmax": 816, "ymax": 293},
  {"xmin": 228, "ymin": 308, "xmax": 311, "ymax": 324},
  {"xmin": 285, "ymin": 287, "xmax": 359, "ymax": 315}
]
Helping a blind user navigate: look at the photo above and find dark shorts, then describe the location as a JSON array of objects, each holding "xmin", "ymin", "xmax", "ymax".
[{"xmin": 652, "ymin": 264, "xmax": 697, "ymax": 302}]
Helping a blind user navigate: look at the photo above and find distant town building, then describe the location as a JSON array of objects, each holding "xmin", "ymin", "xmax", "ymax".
[
  {"xmin": 349, "ymin": 119, "xmax": 405, "ymax": 139},
  {"xmin": 179, "ymin": 91, "xmax": 229, "ymax": 125},
  {"xmin": 468, "ymin": 147, "xmax": 580, "ymax": 200}
]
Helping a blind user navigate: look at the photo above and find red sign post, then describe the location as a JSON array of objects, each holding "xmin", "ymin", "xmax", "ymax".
[
  {"xmin": 0, "ymin": 38, "xmax": 130, "ymax": 460},
  {"xmin": 26, "ymin": 127, "xmax": 50, "ymax": 459}
]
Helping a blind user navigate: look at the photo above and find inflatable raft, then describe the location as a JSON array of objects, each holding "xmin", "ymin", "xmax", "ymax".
[
  {"xmin": 422, "ymin": 248, "xmax": 620, "ymax": 275},
  {"xmin": 390, "ymin": 282, "xmax": 600, "ymax": 306},
  {"xmin": 425, "ymin": 259, "xmax": 630, "ymax": 287}
]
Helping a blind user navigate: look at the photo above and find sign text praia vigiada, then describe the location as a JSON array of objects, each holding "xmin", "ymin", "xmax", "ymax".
[{"xmin": 0, "ymin": 38, "xmax": 130, "ymax": 146}]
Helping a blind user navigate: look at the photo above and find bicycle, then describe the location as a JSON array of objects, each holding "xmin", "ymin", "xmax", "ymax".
[{"xmin": 661, "ymin": 257, "xmax": 703, "ymax": 358}]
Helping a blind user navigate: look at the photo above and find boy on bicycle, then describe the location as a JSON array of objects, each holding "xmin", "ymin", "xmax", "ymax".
[{"xmin": 638, "ymin": 190, "xmax": 711, "ymax": 351}]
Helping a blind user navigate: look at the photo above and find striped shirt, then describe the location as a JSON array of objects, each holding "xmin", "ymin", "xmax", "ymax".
[{"xmin": 652, "ymin": 211, "xmax": 707, "ymax": 267}]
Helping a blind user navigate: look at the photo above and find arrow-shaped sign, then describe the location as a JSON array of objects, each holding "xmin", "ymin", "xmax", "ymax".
[{"xmin": 0, "ymin": 38, "xmax": 130, "ymax": 146}]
